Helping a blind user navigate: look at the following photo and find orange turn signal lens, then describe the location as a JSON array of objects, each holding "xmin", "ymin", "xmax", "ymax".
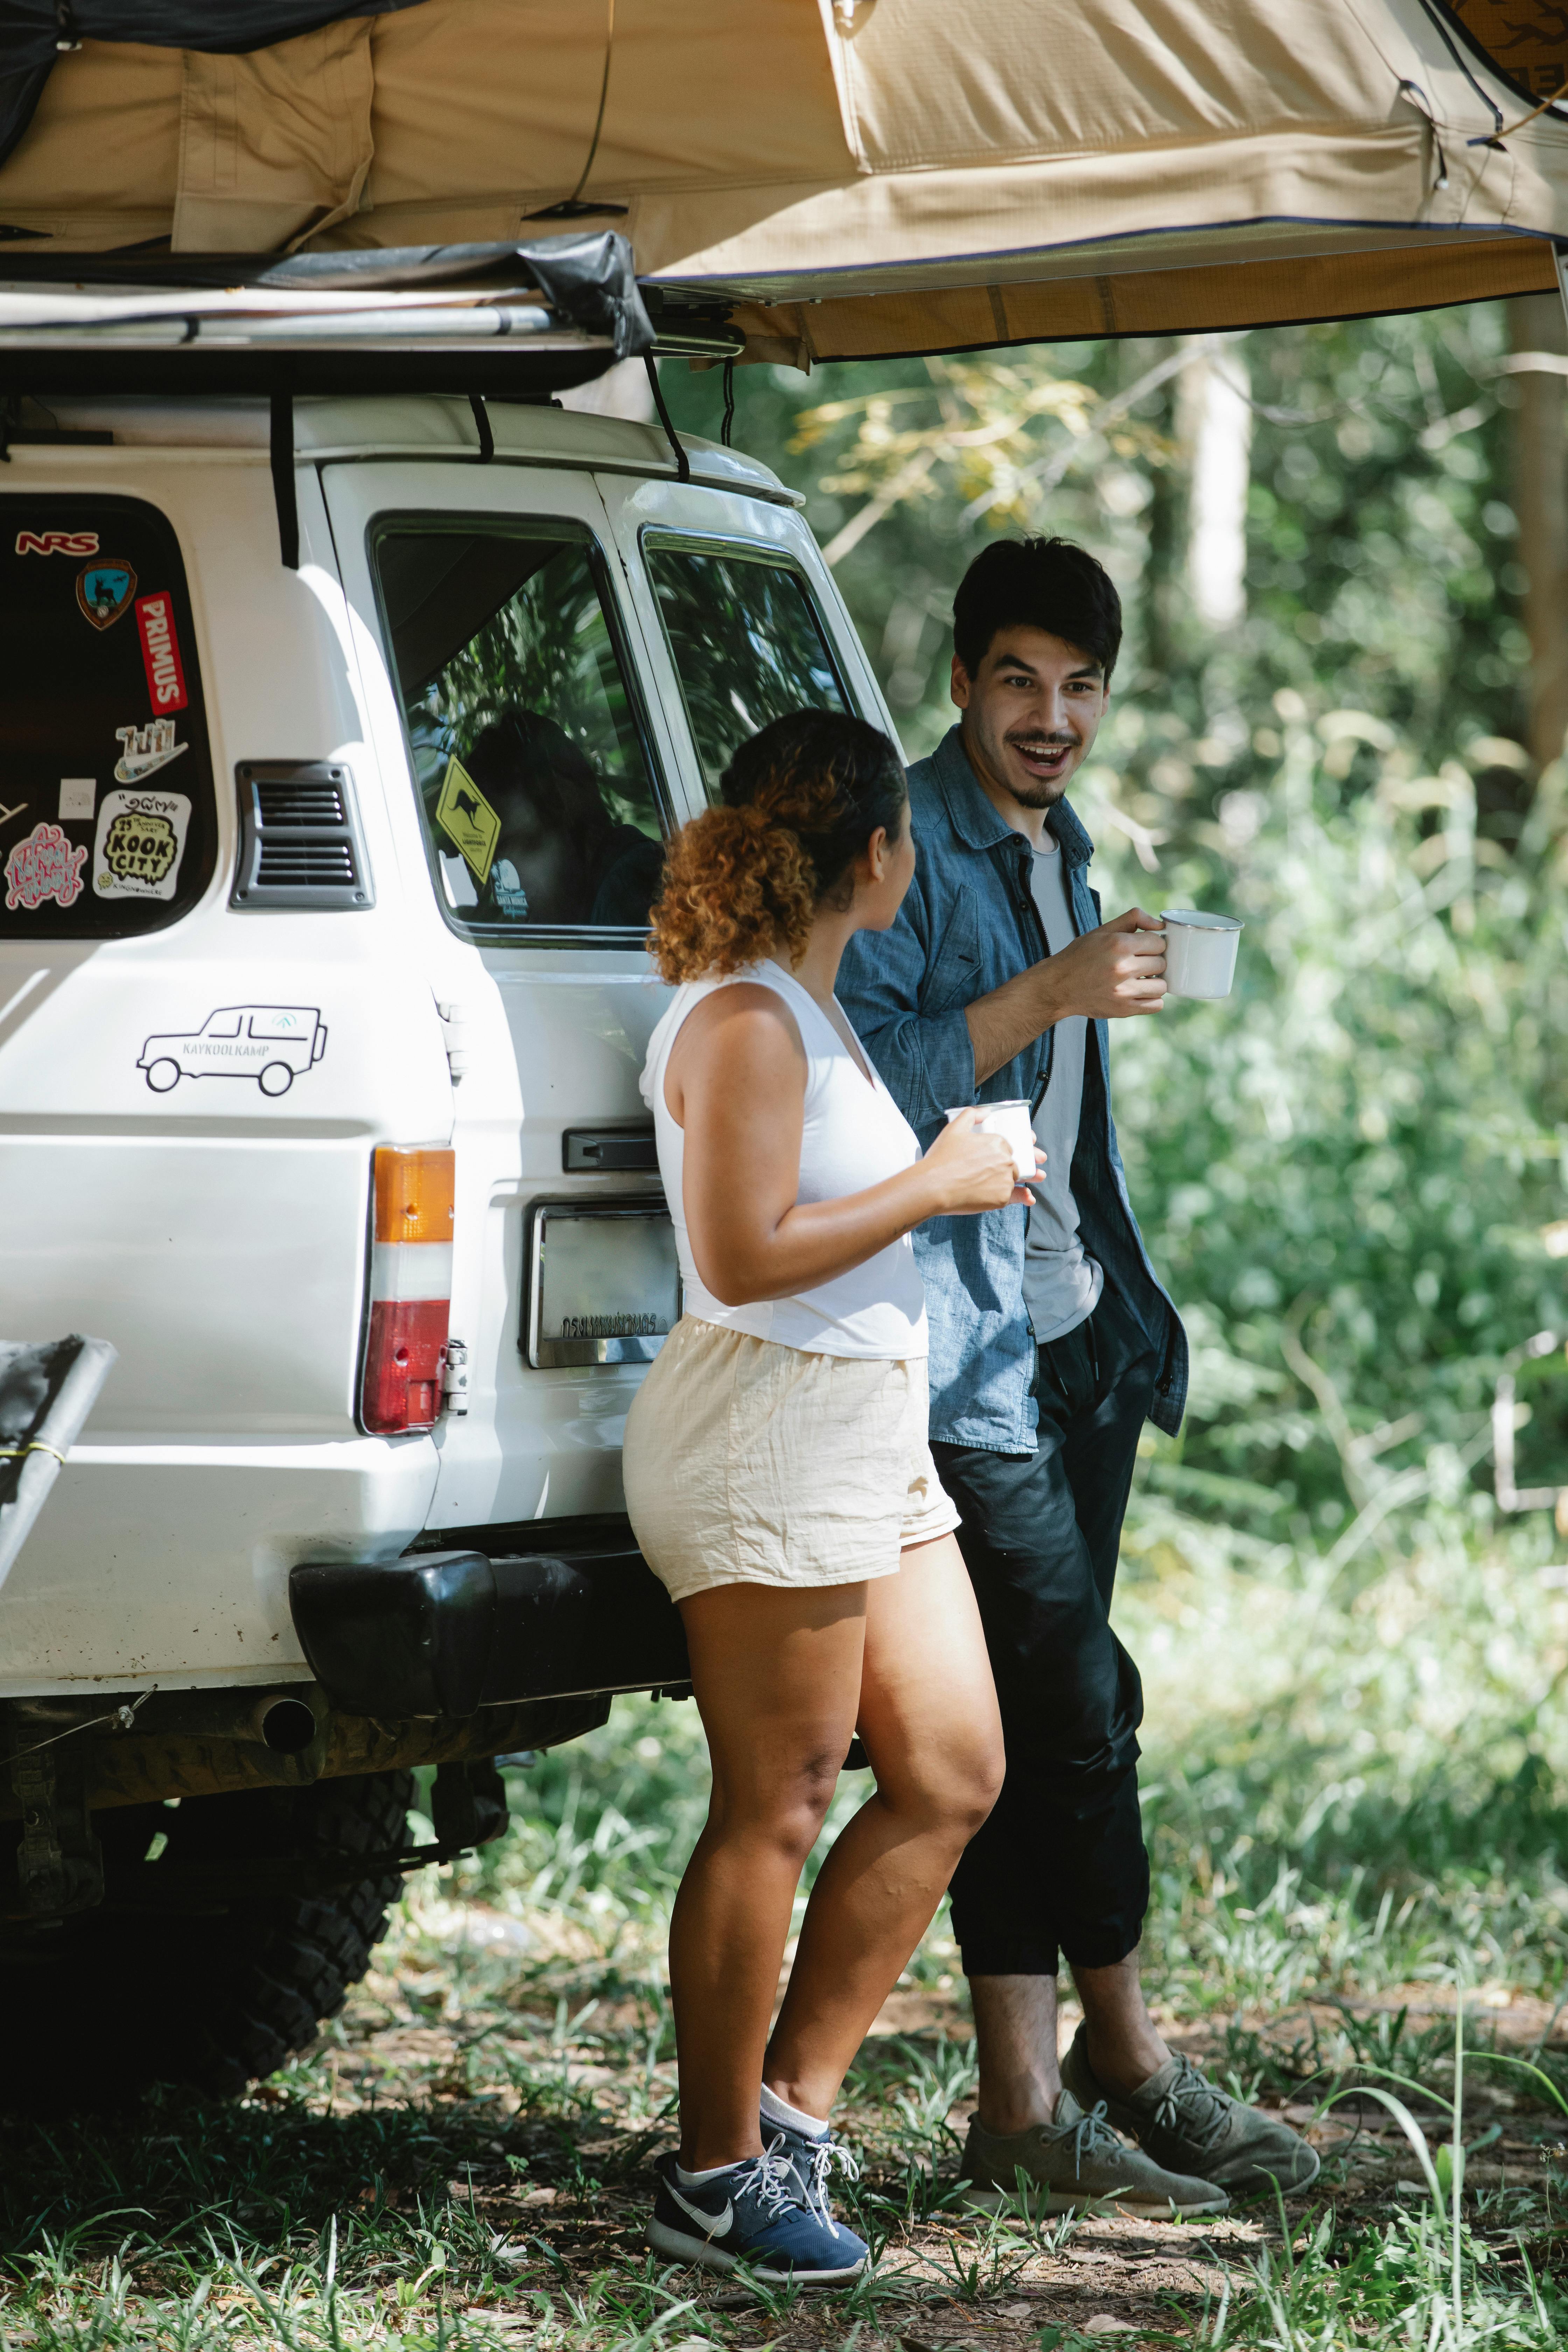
[{"xmin": 372, "ymin": 1147, "xmax": 455, "ymax": 1245}]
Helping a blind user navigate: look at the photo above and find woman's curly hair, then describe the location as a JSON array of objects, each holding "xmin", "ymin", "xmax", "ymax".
[{"xmin": 648, "ymin": 710, "xmax": 906, "ymax": 983}]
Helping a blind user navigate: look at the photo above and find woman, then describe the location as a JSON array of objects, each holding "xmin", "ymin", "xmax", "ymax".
[{"xmin": 625, "ymin": 710, "xmax": 1031, "ymax": 2286}]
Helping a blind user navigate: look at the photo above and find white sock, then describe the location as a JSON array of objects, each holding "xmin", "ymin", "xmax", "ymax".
[
  {"xmin": 761, "ymin": 2083, "xmax": 830, "ymax": 2140},
  {"xmin": 675, "ymin": 2158, "xmax": 738, "ymax": 2187}
]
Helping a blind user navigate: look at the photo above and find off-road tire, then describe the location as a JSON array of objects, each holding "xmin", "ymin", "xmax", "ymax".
[{"xmin": 0, "ymin": 1769, "xmax": 412, "ymax": 2110}]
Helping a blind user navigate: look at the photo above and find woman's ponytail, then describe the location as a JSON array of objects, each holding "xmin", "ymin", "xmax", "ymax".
[{"xmin": 648, "ymin": 711, "xmax": 905, "ymax": 983}]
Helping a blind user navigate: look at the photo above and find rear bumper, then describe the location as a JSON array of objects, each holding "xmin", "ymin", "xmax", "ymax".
[{"xmin": 289, "ymin": 1525, "xmax": 688, "ymax": 1718}]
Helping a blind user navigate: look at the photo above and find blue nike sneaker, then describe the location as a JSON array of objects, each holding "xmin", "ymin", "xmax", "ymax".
[
  {"xmin": 761, "ymin": 2111, "xmax": 861, "ymax": 2226},
  {"xmin": 647, "ymin": 2141, "xmax": 869, "ymax": 2285}
]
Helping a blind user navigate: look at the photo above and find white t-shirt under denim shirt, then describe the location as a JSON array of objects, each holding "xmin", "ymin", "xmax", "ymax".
[{"xmin": 1021, "ymin": 840, "xmax": 1104, "ymax": 1344}]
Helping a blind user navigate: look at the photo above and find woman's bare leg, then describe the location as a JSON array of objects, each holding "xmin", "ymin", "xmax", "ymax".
[
  {"xmin": 763, "ymin": 1533, "xmax": 1004, "ymax": 2121},
  {"xmin": 669, "ymin": 1581, "xmax": 868, "ymax": 2172}
]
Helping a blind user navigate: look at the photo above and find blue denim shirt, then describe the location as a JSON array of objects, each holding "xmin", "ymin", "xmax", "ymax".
[{"xmin": 837, "ymin": 726, "xmax": 1188, "ymax": 1452}]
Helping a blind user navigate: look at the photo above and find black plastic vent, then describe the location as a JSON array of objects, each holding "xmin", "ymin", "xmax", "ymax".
[{"xmin": 231, "ymin": 760, "xmax": 373, "ymax": 912}]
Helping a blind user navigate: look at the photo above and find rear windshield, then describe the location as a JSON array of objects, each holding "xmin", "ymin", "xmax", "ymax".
[
  {"xmin": 374, "ymin": 522, "xmax": 666, "ymax": 943},
  {"xmin": 642, "ymin": 537, "xmax": 853, "ymax": 795},
  {"xmin": 0, "ymin": 496, "xmax": 216, "ymax": 939}
]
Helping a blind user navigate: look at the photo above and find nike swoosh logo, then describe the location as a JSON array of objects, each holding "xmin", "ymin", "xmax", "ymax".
[{"xmin": 666, "ymin": 2182, "xmax": 733, "ymax": 2239}]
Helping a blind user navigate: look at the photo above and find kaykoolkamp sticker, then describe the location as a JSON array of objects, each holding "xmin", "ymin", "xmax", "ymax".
[
  {"xmin": 114, "ymin": 719, "xmax": 187, "ymax": 784},
  {"xmin": 76, "ymin": 559, "xmax": 136, "ymax": 630},
  {"xmin": 138, "ymin": 1005, "xmax": 328, "ymax": 1097},
  {"xmin": 93, "ymin": 786, "xmax": 191, "ymax": 902},
  {"xmin": 4, "ymin": 820, "xmax": 88, "ymax": 911}
]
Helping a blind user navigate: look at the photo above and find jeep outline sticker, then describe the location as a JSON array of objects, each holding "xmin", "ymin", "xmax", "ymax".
[{"xmin": 138, "ymin": 1004, "xmax": 329, "ymax": 1097}]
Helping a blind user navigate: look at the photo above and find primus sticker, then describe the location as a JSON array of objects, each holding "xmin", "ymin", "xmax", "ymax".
[
  {"xmin": 138, "ymin": 1004, "xmax": 328, "ymax": 1098},
  {"xmin": 114, "ymin": 719, "xmax": 187, "ymax": 783},
  {"xmin": 93, "ymin": 787, "xmax": 191, "ymax": 902},
  {"xmin": 134, "ymin": 592, "xmax": 187, "ymax": 710},
  {"xmin": 4, "ymin": 820, "xmax": 87, "ymax": 911},
  {"xmin": 77, "ymin": 559, "xmax": 136, "ymax": 630},
  {"xmin": 14, "ymin": 530, "xmax": 98, "ymax": 558}
]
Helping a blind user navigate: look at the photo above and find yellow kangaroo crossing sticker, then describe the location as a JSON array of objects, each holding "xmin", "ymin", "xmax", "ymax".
[{"xmin": 435, "ymin": 755, "xmax": 501, "ymax": 884}]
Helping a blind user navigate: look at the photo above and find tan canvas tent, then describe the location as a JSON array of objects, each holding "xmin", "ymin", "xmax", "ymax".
[{"xmin": 1, "ymin": 0, "xmax": 1567, "ymax": 363}]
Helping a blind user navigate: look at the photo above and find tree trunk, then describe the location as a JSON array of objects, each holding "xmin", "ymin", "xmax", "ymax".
[{"xmin": 1510, "ymin": 291, "xmax": 1568, "ymax": 771}]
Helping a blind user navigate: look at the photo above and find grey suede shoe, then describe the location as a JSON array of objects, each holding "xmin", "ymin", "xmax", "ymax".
[
  {"xmin": 1060, "ymin": 2026, "xmax": 1321, "ymax": 2200},
  {"xmin": 957, "ymin": 2088, "xmax": 1229, "ymax": 2216}
]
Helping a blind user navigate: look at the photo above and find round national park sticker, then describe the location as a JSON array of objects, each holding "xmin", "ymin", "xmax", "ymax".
[
  {"xmin": 1433, "ymin": 2, "xmax": 1568, "ymax": 109},
  {"xmin": 92, "ymin": 786, "xmax": 191, "ymax": 903}
]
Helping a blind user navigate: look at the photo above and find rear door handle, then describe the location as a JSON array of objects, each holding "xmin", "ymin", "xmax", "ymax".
[{"xmin": 562, "ymin": 1128, "xmax": 658, "ymax": 1174}]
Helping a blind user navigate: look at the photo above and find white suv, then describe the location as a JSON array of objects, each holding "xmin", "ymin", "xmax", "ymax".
[{"xmin": 0, "ymin": 387, "xmax": 894, "ymax": 2102}]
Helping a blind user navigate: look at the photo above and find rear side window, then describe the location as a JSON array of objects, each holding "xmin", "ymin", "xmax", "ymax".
[
  {"xmin": 0, "ymin": 497, "xmax": 216, "ymax": 939},
  {"xmin": 643, "ymin": 536, "xmax": 853, "ymax": 794},
  {"xmin": 374, "ymin": 521, "xmax": 666, "ymax": 943}
]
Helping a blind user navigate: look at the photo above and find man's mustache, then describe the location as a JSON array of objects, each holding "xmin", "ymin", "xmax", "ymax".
[{"xmin": 1005, "ymin": 732, "xmax": 1079, "ymax": 750}]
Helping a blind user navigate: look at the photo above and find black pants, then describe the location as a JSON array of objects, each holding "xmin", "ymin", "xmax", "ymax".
[{"xmin": 931, "ymin": 1283, "xmax": 1157, "ymax": 1978}]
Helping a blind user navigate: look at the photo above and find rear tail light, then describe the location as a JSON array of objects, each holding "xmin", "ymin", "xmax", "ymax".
[{"xmin": 360, "ymin": 1147, "xmax": 455, "ymax": 1435}]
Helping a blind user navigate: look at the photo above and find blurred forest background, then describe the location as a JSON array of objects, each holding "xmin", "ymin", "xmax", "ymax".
[{"xmin": 653, "ymin": 308, "xmax": 1568, "ymax": 1996}]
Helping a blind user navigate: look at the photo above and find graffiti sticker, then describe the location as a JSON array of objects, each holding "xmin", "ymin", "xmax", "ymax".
[
  {"xmin": 4, "ymin": 821, "xmax": 88, "ymax": 911},
  {"xmin": 76, "ymin": 559, "xmax": 137, "ymax": 630},
  {"xmin": 93, "ymin": 786, "xmax": 190, "ymax": 902},
  {"xmin": 113, "ymin": 719, "xmax": 187, "ymax": 784}
]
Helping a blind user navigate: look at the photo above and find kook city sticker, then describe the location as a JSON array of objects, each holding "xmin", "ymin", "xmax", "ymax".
[
  {"xmin": 134, "ymin": 592, "xmax": 187, "ymax": 710},
  {"xmin": 4, "ymin": 820, "xmax": 87, "ymax": 911},
  {"xmin": 138, "ymin": 1004, "xmax": 327, "ymax": 1098},
  {"xmin": 76, "ymin": 559, "xmax": 136, "ymax": 630},
  {"xmin": 93, "ymin": 786, "xmax": 190, "ymax": 902},
  {"xmin": 114, "ymin": 719, "xmax": 187, "ymax": 784},
  {"xmin": 14, "ymin": 530, "xmax": 98, "ymax": 558}
]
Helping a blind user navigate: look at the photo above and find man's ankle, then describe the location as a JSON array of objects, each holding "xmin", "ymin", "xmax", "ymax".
[
  {"xmin": 1080, "ymin": 2026, "xmax": 1169, "ymax": 2098},
  {"xmin": 976, "ymin": 2082, "xmax": 1060, "ymax": 2137}
]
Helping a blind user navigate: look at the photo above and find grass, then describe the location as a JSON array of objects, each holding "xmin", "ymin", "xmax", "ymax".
[{"xmin": 5, "ymin": 1491, "xmax": 1568, "ymax": 2348}]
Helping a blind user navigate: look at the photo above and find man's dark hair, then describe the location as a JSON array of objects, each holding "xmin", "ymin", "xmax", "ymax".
[{"xmin": 952, "ymin": 537, "xmax": 1122, "ymax": 683}]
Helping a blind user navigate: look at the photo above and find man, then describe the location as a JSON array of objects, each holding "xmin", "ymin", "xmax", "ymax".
[{"xmin": 838, "ymin": 538, "xmax": 1315, "ymax": 2211}]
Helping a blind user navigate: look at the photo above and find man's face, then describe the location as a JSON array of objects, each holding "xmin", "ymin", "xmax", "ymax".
[{"xmin": 951, "ymin": 626, "xmax": 1109, "ymax": 811}]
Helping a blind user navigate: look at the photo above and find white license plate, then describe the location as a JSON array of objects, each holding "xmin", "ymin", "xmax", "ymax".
[{"xmin": 524, "ymin": 1199, "xmax": 680, "ymax": 1368}]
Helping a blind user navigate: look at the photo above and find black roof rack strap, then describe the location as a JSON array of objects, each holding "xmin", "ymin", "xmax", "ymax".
[
  {"xmin": 643, "ymin": 352, "xmax": 690, "ymax": 485},
  {"xmin": 270, "ymin": 389, "xmax": 299, "ymax": 569}
]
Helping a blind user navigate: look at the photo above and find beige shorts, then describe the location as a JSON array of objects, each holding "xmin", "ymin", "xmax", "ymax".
[{"xmin": 623, "ymin": 1316, "xmax": 961, "ymax": 1605}]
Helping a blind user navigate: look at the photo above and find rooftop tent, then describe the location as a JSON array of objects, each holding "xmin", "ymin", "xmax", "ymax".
[{"xmin": 0, "ymin": 0, "xmax": 1566, "ymax": 359}]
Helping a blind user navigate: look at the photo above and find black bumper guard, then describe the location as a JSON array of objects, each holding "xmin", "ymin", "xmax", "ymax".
[{"xmin": 289, "ymin": 1539, "xmax": 688, "ymax": 1720}]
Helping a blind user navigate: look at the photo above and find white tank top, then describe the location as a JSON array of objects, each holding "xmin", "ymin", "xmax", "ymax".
[{"xmin": 642, "ymin": 959, "xmax": 929, "ymax": 1359}]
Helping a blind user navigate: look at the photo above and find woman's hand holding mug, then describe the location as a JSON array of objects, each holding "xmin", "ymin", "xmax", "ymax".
[{"xmin": 922, "ymin": 1106, "xmax": 1043, "ymax": 1214}]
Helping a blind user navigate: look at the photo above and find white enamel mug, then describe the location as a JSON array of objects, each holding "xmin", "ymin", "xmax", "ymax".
[
  {"xmin": 945, "ymin": 1097, "xmax": 1035, "ymax": 1180},
  {"xmin": 1160, "ymin": 910, "xmax": 1243, "ymax": 999}
]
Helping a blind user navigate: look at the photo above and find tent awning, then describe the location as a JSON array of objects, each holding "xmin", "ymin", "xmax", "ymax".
[{"xmin": 1, "ymin": 0, "xmax": 1565, "ymax": 365}]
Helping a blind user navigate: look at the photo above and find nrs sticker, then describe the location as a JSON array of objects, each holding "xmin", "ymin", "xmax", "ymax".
[
  {"xmin": 4, "ymin": 820, "xmax": 88, "ymax": 911},
  {"xmin": 14, "ymin": 530, "xmax": 98, "ymax": 558},
  {"xmin": 134, "ymin": 592, "xmax": 187, "ymax": 710},
  {"xmin": 435, "ymin": 754, "xmax": 500, "ymax": 884},
  {"xmin": 93, "ymin": 786, "xmax": 191, "ymax": 901}
]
